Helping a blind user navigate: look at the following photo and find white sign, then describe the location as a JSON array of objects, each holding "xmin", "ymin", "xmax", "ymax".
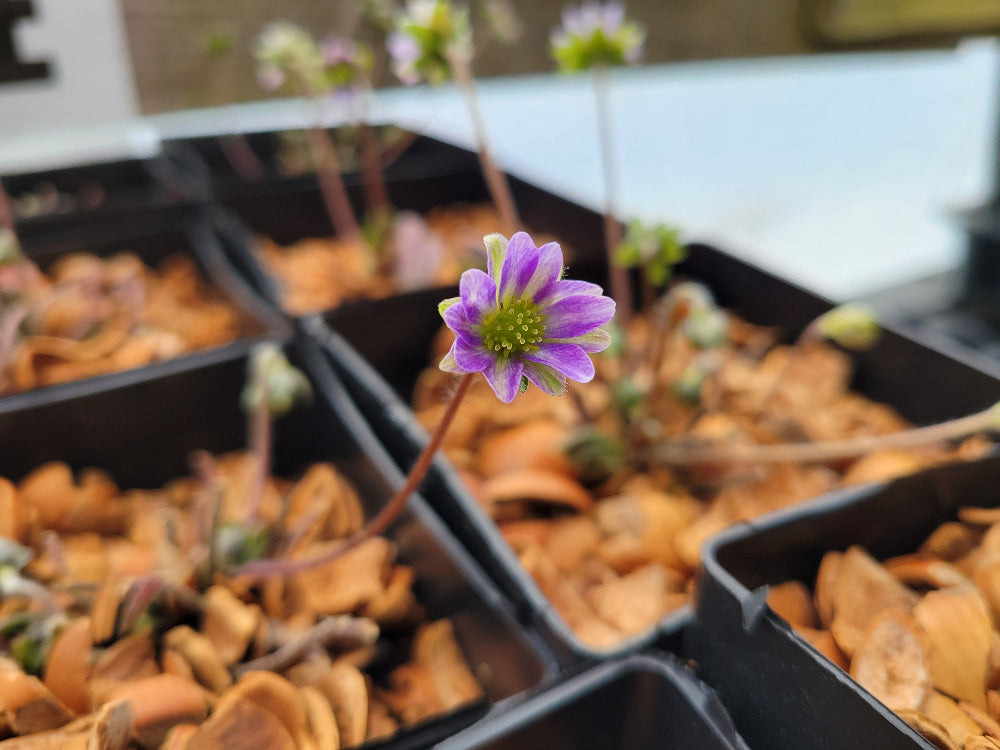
[{"xmin": 0, "ymin": 0, "xmax": 144, "ymax": 169}]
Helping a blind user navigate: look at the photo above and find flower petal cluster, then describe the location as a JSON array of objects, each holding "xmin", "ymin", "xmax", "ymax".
[
  {"xmin": 387, "ymin": 0, "xmax": 472, "ymax": 85},
  {"xmin": 439, "ymin": 232, "xmax": 616, "ymax": 403},
  {"xmin": 254, "ymin": 22, "xmax": 371, "ymax": 98},
  {"xmin": 550, "ymin": 1, "xmax": 646, "ymax": 73}
]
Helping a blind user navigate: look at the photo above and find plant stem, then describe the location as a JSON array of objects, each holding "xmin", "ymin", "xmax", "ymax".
[
  {"xmin": 305, "ymin": 101, "xmax": 362, "ymax": 243},
  {"xmin": 358, "ymin": 120, "xmax": 391, "ymax": 219},
  {"xmin": 245, "ymin": 401, "xmax": 272, "ymax": 525},
  {"xmin": 237, "ymin": 373, "xmax": 475, "ymax": 579},
  {"xmin": 447, "ymin": 50, "xmax": 520, "ymax": 235},
  {"xmin": 649, "ymin": 404, "xmax": 1000, "ymax": 466},
  {"xmin": 219, "ymin": 133, "xmax": 264, "ymax": 182},
  {"xmin": 593, "ymin": 64, "xmax": 631, "ymax": 330},
  {"xmin": 0, "ymin": 179, "xmax": 15, "ymax": 234}
]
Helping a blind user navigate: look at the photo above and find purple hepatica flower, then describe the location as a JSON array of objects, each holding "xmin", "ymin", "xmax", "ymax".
[{"xmin": 439, "ymin": 232, "xmax": 616, "ymax": 403}]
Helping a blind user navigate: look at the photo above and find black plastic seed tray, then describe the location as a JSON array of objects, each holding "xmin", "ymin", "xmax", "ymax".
[
  {"xmin": 307, "ymin": 238, "xmax": 1000, "ymax": 666},
  {"xmin": 204, "ymin": 131, "xmax": 609, "ymax": 319},
  {"xmin": 435, "ymin": 652, "xmax": 750, "ymax": 750},
  {"xmin": 161, "ymin": 129, "xmax": 481, "ymax": 204},
  {"xmin": 0, "ymin": 205, "xmax": 289, "ymax": 415},
  {"xmin": 0, "ymin": 335, "xmax": 557, "ymax": 750},
  {"xmin": 3, "ymin": 156, "xmax": 189, "ymax": 239},
  {"xmin": 688, "ymin": 454, "xmax": 1000, "ymax": 750}
]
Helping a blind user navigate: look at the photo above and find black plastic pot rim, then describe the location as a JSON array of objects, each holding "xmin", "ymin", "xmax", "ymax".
[
  {"xmin": 695, "ymin": 469, "xmax": 990, "ymax": 749},
  {"xmin": 435, "ymin": 651, "xmax": 748, "ymax": 750}
]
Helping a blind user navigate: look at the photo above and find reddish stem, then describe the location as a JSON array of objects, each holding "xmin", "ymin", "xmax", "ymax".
[
  {"xmin": 0, "ymin": 179, "xmax": 15, "ymax": 234},
  {"xmin": 219, "ymin": 133, "xmax": 264, "ymax": 182},
  {"xmin": 245, "ymin": 401, "xmax": 272, "ymax": 525},
  {"xmin": 448, "ymin": 50, "xmax": 520, "ymax": 235},
  {"xmin": 238, "ymin": 373, "xmax": 475, "ymax": 579},
  {"xmin": 306, "ymin": 124, "xmax": 362, "ymax": 244},
  {"xmin": 359, "ymin": 121, "xmax": 391, "ymax": 219}
]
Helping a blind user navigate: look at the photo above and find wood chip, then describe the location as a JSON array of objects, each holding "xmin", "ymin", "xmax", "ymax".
[
  {"xmin": 849, "ymin": 609, "xmax": 931, "ymax": 712},
  {"xmin": 482, "ymin": 469, "xmax": 594, "ymax": 515},
  {"xmin": 766, "ymin": 581, "xmax": 818, "ymax": 629},
  {"xmin": 895, "ymin": 709, "xmax": 961, "ymax": 750},
  {"xmin": 913, "ymin": 587, "xmax": 993, "ymax": 710},
  {"xmin": 830, "ymin": 546, "xmax": 918, "ymax": 658}
]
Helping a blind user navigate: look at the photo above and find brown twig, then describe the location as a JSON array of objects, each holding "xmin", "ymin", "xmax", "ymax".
[
  {"xmin": 232, "ymin": 615, "xmax": 379, "ymax": 676},
  {"xmin": 648, "ymin": 404, "xmax": 1000, "ymax": 466}
]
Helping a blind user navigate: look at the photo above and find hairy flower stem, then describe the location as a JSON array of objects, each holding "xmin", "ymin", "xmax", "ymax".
[
  {"xmin": 649, "ymin": 404, "xmax": 1000, "ymax": 466},
  {"xmin": 447, "ymin": 50, "xmax": 520, "ymax": 235},
  {"xmin": 593, "ymin": 64, "xmax": 631, "ymax": 331},
  {"xmin": 305, "ymin": 99, "xmax": 363, "ymax": 244},
  {"xmin": 237, "ymin": 373, "xmax": 475, "ymax": 579},
  {"xmin": 245, "ymin": 400, "xmax": 272, "ymax": 526},
  {"xmin": 219, "ymin": 133, "xmax": 264, "ymax": 181},
  {"xmin": 359, "ymin": 122, "xmax": 391, "ymax": 220},
  {"xmin": 0, "ymin": 180, "xmax": 15, "ymax": 235}
]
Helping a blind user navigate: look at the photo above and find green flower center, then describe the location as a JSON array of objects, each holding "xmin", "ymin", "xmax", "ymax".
[{"xmin": 480, "ymin": 299, "xmax": 546, "ymax": 358}]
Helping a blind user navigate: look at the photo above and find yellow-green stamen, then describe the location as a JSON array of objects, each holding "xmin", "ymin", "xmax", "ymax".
[{"xmin": 480, "ymin": 299, "xmax": 545, "ymax": 358}]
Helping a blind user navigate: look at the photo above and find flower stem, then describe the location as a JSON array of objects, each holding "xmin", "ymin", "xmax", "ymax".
[
  {"xmin": 0, "ymin": 179, "xmax": 15, "ymax": 235},
  {"xmin": 245, "ymin": 400, "xmax": 272, "ymax": 525},
  {"xmin": 305, "ymin": 100, "xmax": 362, "ymax": 244},
  {"xmin": 237, "ymin": 372, "xmax": 475, "ymax": 579},
  {"xmin": 232, "ymin": 615, "xmax": 379, "ymax": 677},
  {"xmin": 593, "ymin": 64, "xmax": 631, "ymax": 331},
  {"xmin": 358, "ymin": 117, "xmax": 391, "ymax": 220},
  {"xmin": 649, "ymin": 403, "xmax": 1000, "ymax": 466},
  {"xmin": 447, "ymin": 50, "xmax": 520, "ymax": 235},
  {"xmin": 219, "ymin": 133, "xmax": 264, "ymax": 182}
]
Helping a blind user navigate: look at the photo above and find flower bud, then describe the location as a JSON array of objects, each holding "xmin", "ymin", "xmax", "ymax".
[
  {"xmin": 241, "ymin": 344, "xmax": 313, "ymax": 417},
  {"xmin": 816, "ymin": 303, "xmax": 880, "ymax": 351}
]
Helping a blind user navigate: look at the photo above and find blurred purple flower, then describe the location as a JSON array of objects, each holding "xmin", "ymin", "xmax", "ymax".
[
  {"xmin": 551, "ymin": 1, "xmax": 645, "ymax": 71},
  {"xmin": 319, "ymin": 37, "xmax": 355, "ymax": 66},
  {"xmin": 438, "ymin": 232, "xmax": 615, "ymax": 403},
  {"xmin": 256, "ymin": 65, "xmax": 286, "ymax": 91},
  {"xmin": 386, "ymin": 31, "xmax": 423, "ymax": 85},
  {"xmin": 392, "ymin": 212, "xmax": 444, "ymax": 291}
]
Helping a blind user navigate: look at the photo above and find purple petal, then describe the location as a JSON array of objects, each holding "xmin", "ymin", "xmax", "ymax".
[
  {"xmin": 257, "ymin": 66, "xmax": 285, "ymax": 91},
  {"xmin": 459, "ymin": 268, "xmax": 497, "ymax": 324},
  {"xmin": 551, "ymin": 328, "xmax": 612, "ymax": 353},
  {"xmin": 522, "ymin": 360, "xmax": 567, "ymax": 396},
  {"xmin": 387, "ymin": 32, "xmax": 419, "ymax": 64},
  {"xmin": 482, "ymin": 356, "xmax": 524, "ymax": 403},
  {"xmin": 442, "ymin": 303, "xmax": 480, "ymax": 347},
  {"xmin": 525, "ymin": 343, "xmax": 595, "ymax": 383},
  {"xmin": 544, "ymin": 295, "xmax": 616, "ymax": 339},
  {"xmin": 520, "ymin": 241, "xmax": 565, "ymax": 301},
  {"xmin": 601, "ymin": 2, "xmax": 624, "ymax": 32},
  {"xmin": 498, "ymin": 232, "xmax": 539, "ymax": 302},
  {"xmin": 439, "ymin": 342, "xmax": 462, "ymax": 373},
  {"xmin": 454, "ymin": 337, "xmax": 494, "ymax": 372},
  {"xmin": 536, "ymin": 278, "xmax": 603, "ymax": 308}
]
